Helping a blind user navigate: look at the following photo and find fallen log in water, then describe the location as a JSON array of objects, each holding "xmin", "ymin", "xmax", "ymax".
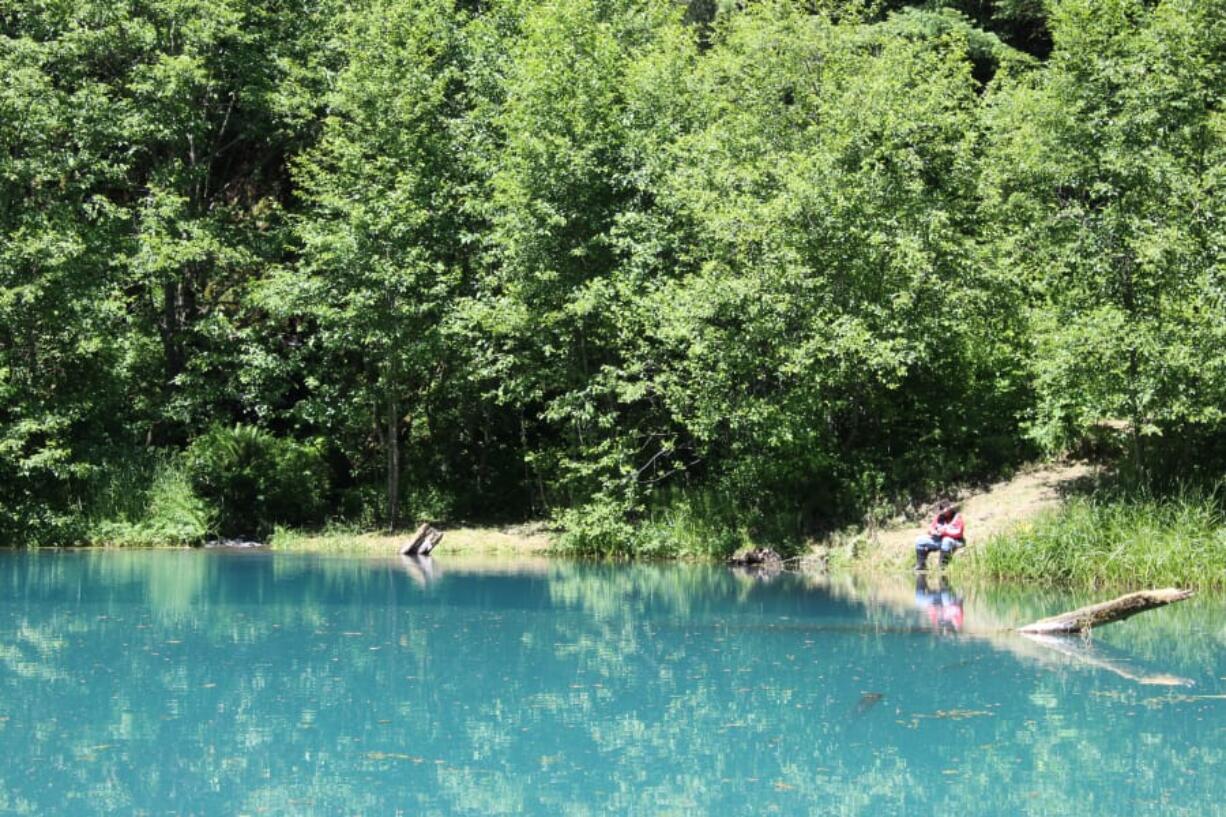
[
  {"xmin": 399, "ymin": 523, "xmax": 444, "ymax": 557},
  {"xmin": 1017, "ymin": 588, "xmax": 1194, "ymax": 635}
]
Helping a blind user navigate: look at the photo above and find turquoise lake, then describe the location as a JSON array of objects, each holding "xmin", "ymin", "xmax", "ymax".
[{"xmin": 0, "ymin": 550, "xmax": 1222, "ymax": 816}]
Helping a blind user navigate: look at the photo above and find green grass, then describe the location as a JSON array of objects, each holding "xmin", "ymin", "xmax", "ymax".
[
  {"xmin": 89, "ymin": 461, "xmax": 213, "ymax": 547},
  {"xmin": 267, "ymin": 526, "xmax": 374, "ymax": 552},
  {"xmin": 268, "ymin": 523, "xmax": 555, "ymax": 555},
  {"xmin": 961, "ymin": 487, "xmax": 1226, "ymax": 589},
  {"xmin": 636, "ymin": 490, "xmax": 757, "ymax": 560}
]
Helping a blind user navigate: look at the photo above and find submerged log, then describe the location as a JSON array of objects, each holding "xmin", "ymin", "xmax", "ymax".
[
  {"xmin": 1017, "ymin": 588, "xmax": 1194, "ymax": 635},
  {"xmin": 399, "ymin": 523, "xmax": 444, "ymax": 557},
  {"xmin": 1018, "ymin": 632, "xmax": 1195, "ymax": 687}
]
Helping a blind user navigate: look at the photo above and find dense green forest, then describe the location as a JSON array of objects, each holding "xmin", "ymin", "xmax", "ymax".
[{"xmin": 2, "ymin": 0, "xmax": 1223, "ymax": 552}]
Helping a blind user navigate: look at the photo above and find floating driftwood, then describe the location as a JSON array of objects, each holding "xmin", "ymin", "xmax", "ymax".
[
  {"xmin": 399, "ymin": 523, "xmax": 444, "ymax": 557},
  {"xmin": 1017, "ymin": 588, "xmax": 1194, "ymax": 635}
]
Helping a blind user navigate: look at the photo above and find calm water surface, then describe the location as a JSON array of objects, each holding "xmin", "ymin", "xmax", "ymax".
[{"xmin": 0, "ymin": 551, "xmax": 1222, "ymax": 816}]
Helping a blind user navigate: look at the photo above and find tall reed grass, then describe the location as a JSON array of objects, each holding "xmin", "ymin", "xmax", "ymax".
[
  {"xmin": 89, "ymin": 461, "xmax": 212, "ymax": 546},
  {"xmin": 962, "ymin": 487, "xmax": 1226, "ymax": 589}
]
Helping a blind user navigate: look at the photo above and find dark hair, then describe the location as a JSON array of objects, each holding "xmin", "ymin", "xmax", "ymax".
[{"xmin": 937, "ymin": 499, "xmax": 952, "ymax": 512}]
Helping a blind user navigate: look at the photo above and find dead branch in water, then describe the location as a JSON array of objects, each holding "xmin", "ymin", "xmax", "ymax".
[{"xmin": 1017, "ymin": 588, "xmax": 1194, "ymax": 635}]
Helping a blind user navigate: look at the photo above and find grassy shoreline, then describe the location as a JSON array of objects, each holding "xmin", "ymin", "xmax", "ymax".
[
  {"xmin": 266, "ymin": 523, "xmax": 555, "ymax": 557},
  {"xmin": 827, "ymin": 492, "xmax": 1226, "ymax": 590},
  {"xmin": 72, "ymin": 465, "xmax": 1226, "ymax": 592}
]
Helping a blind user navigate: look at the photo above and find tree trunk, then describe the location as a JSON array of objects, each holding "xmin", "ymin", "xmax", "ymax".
[
  {"xmin": 399, "ymin": 523, "xmax": 443, "ymax": 556},
  {"xmin": 387, "ymin": 393, "xmax": 400, "ymax": 531},
  {"xmin": 1017, "ymin": 588, "xmax": 1194, "ymax": 635},
  {"xmin": 161, "ymin": 280, "xmax": 182, "ymax": 381}
]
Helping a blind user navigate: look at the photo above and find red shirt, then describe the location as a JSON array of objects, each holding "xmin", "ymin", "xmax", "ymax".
[{"xmin": 929, "ymin": 512, "xmax": 965, "ymax": 541}]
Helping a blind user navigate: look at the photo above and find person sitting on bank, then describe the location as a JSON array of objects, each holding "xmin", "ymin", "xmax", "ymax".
[{"xmin": 915, "ymin": 499, "xmax": 965, "ymax": 571}]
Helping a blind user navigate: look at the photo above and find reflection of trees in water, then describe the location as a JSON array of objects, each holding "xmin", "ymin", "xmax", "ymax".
[
  {"xmin": 0, "ymin": 554, "xmax": 1223, "ymax": 815},
  {"xmin": 6, "ymin": 549, "xmax": 214, "ymax": 619}
]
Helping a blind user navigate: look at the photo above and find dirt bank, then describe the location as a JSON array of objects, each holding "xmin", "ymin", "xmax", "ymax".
[{"xmin": 831, "ymin": 460, "xmax": 1098, "ymax": 570}]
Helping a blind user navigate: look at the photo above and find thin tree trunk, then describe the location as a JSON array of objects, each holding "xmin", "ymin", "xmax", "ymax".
[
  {"xmin": 1128, "ymin": 347, "xmax": 1144, "ymax": 482},
  {"xmin": 161, "ymin": 280, "xmax": 181, "ymax": 381},
  {"xmin": 476, "ymin": 409, "xmax": 489, "ymax": 497},
  {"xmin": 387, "ymin": 393, "xmax": 400, "ymax": 531},
  {"xmin": 519, "ymin": 411, "xmax": 538, "ymax": 516},
  {"xmin": 1120, "ymin": 249, "xmax": 1145, "ymax": 484}
]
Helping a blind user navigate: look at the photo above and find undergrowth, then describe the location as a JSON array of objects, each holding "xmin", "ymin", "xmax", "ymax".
[
  {"xmin": 556, "ymin": 488, "xmax": 803, "ymax": 560},
  {"xmin": 89, "ymin": 462, "xmax": 213, "ymax": 547}
]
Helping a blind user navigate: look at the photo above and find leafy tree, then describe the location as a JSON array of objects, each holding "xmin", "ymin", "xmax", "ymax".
[
  {"xmin": 460, "ymin": 0, "xmax": 687, "ymax": 520},
  {"xmin": 0, "ymin": 6, "xmax": 134, "ymax": 541},
  {"xmin": 625, "ymin": 4, "xmax": 1024, "ymax": 537},
  {"xmin": 1, "ymin": 0, "xmax": 338, "ymax": 542},
  {"xmin": 2, "ymin": 0, "xmax": 1221, "ymax": 550},
  {"xmin": 282, "ymin": 0, "xmax": 471, "ymax": 528},
  {"xmin": 982, "ymin": 0, "xmax": 1226, "ymax": 475}
]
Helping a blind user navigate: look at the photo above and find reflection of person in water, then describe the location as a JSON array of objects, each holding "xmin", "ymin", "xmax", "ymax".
[{"xmin": 914, "ymin": 574, "xmax": 964, "ymax": 633}]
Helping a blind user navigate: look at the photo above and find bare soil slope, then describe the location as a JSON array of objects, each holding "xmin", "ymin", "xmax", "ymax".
[{"xmin": 851, "ymin": 461, "xmax": 1097, "ymax": 569}]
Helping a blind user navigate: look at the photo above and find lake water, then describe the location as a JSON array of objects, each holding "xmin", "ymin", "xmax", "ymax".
[{"xmin": 0, "ymin": 550, "xmax": 1222, "ymax": 816}]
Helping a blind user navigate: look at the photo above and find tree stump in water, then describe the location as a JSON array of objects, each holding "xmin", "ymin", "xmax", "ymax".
[
  {"xmin": 399, "ymin": 523, "xmax": 444, "ymax": 557},
  {"xmin": 1017, "ymin": 588, "xmax": 1194, "ymax": 635}
]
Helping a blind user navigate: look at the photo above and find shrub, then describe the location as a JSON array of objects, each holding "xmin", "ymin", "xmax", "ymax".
[
  {"xmin": 555, "ymin": 497, "xmax": 640, "ymax": 558},
  {"xmin": 557, "ymin": 487, "xmax": 797, "ymax": 560},
  {"xmin": 184, "ymin": 425, "xmax": 330, "ymax": 538}
]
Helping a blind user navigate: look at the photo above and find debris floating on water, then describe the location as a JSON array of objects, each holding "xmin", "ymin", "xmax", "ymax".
[
  {"xmin": 201, "ymin": 539, "xmax": 265, "ymax": 549},
  {"xmin": 855, "ymin": 692, "xmax": 884, "ymax": 714}
]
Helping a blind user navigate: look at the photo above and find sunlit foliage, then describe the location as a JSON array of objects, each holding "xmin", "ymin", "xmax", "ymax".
[{"xmin": 1, "ymin": 0, "xmax": 1223, "ymax": 552}]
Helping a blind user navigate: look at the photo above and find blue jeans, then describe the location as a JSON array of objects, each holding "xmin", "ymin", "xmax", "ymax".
[{"xmin": 915, "ymin": 535, "xmax": 962, "ymax": 567}]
